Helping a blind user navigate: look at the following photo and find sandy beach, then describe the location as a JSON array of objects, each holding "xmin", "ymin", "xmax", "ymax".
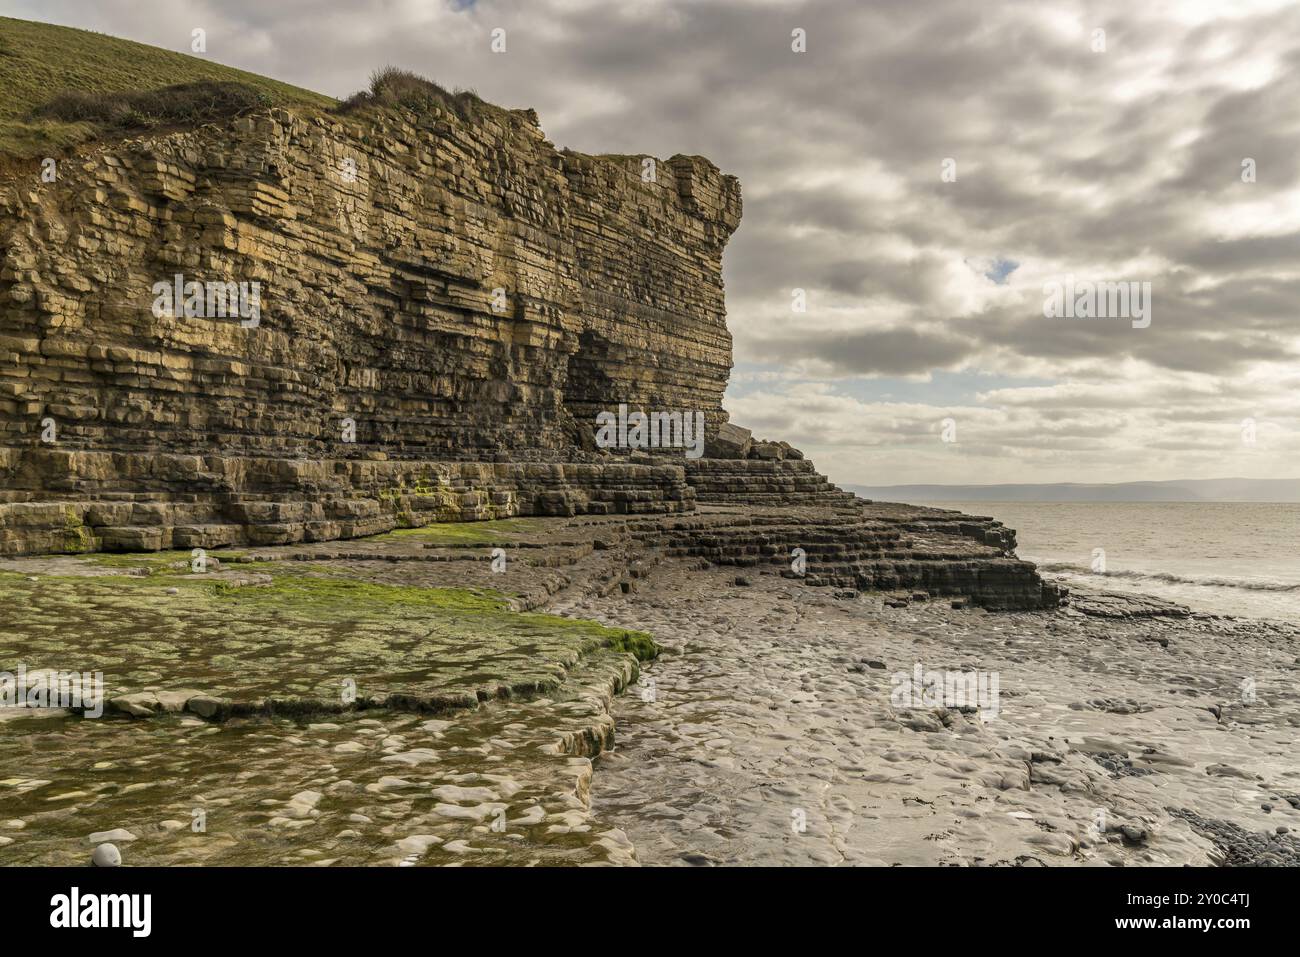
[
  {"xmin": 3, "ymin": 514, "xmax": 1295, "ymax": 867},
  {"xmin": 572, "ymin": 563, "xmax": 1300, "ymax": 866}
]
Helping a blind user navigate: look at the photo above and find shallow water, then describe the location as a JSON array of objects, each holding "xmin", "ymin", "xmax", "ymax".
[{"xmin": 922, "ymin": 501, "xmax": 1300, "ymax": 620}]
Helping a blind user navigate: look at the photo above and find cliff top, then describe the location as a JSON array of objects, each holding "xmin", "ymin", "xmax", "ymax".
[
  {"xmin": 0, "ymin": 17, "xmax": 736, "ymax": 208},
  {"xmin": 0, "ymin": 16, "xmax": 335, "ymax": 158}
]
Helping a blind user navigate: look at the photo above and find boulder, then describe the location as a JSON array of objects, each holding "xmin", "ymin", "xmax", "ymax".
[{"xmin": 705, "ymin": 422, "xmax": 752, "ymax": 459}]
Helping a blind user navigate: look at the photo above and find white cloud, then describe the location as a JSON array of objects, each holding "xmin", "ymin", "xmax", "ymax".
[{"xmin": 17, "ymin": 0, "xmax": 1300, "ymax": 485}]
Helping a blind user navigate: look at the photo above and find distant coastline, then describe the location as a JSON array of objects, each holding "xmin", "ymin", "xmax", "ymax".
[{"xmin": 846, "ymin": 477, "xmax": 1300, "ymax": 503}]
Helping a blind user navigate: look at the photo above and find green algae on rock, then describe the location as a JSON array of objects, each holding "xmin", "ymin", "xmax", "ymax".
[
  {"xmin": 0, "ymin": 559, "xmax": 655, "ymax": 721},
  {"xmin": 376, "ymin": 518, "xmax": 552, "ymax": 546},
  {"xmin": 0, "ymin": 645, "xmax": 642, "ymax": 866}
]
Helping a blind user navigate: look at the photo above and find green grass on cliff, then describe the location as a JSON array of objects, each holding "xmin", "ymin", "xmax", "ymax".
[
  {"xmin": 0, "ymin": 16, "xmax": 335, "ymax": 158},
  {"xmin": 339, "ymin": 65, "xmax": 498, "ymax": 124}
]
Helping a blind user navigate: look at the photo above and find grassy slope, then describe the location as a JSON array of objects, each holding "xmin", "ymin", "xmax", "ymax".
[{"xmin": 0, "ymin": 16, "xmax": 335, "ymax": 157}]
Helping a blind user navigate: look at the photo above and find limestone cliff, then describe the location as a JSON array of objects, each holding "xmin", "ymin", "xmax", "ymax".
[
  {"xmin": 0, "ymin": 90, "xmax": 1059, "ymax": 609},
  {"xmin": 0, "ymin": 103, "xmax": 740, "ymax": 460}
]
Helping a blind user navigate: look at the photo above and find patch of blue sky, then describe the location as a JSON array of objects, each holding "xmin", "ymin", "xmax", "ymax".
[{"xmin": 984, "ymin": 258, "xmax": 1019, "ymax": 284}]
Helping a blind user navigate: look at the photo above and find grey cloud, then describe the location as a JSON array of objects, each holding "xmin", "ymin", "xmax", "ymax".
[
  {"xmin": 740, "ymin": 326, "xmax": 973, "ymax": 377},
  {"xmin": 15, "ymin": 0, "xmax": 1300, "ymax": 481}
]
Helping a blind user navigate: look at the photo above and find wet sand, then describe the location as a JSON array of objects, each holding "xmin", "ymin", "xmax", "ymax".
[
  {"xmin": 3, "ymin": 519, "xmax": 1297, "ymax": 867},
  {"xmin": 564, "ymin": 564, "xmax": 1300, "ymax": 866}
]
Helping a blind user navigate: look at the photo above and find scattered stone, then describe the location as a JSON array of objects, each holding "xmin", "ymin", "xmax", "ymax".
[
  {"xmin": 430, "ymin": 785, "xmax": 498, "ymax": 803},
  {"xmin": 108, "ymin": 695, "xmax": 156, "ymax": 718},
  {"xmin": 679, "ymin": 851, "xmax": 720, "ymax": 866},
  {"xmin": 88, "ymin": 828, "xmax": 137, "ymax": 843},
  {"xmin": 1090, "ymin": 752, "xmax": 1155, "ymax": 778},
  {"xmin": 1170, "ymin": 808, "xmax": 1300, "ymax": 866},
  {"xmin": 1075, "ymin": 697, "xmax": 1151, "ymax": 715},
  {"xmin": 1119, "ymin": 824, "xmax": 1149, "ymax": 845},
  {"xmin": 381, "ymin": 748, "xmax": 439, "ymax": 766},
  {"xmin": 1205, "ymin": 764, "xmax": 1257, "ymax": 780},
  {"xmin": 186, "ymin": 695, "xmax": 230, "ymax": 719},
  {"xmin": 394, "ymin": 834, "xmax": 442, "ymax": 856},
  {"xmin": 280, "ymin": 791, "xmax": 323, "ymax": 820},
  {"xmin": 91, "ymin": 843, "xmax": 122, "ymax": 867}
]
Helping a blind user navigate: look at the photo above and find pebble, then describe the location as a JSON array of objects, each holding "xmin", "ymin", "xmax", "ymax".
[
  {"xmin": 432, "ymin": 802, "xmax": 498, "ymax": 821},
  {"xmin": 91, "ymin": 843, "xmax": 122, "ymax": 867},
  {"xmin": 394, "ymin": 834, "xmax": 442, "ymax": 855},
  {"xmin": 88, "ymin": 828, "xmax": 137, "ymax": 843},
  {"xmin": 430, "ymin": 785, "xmax": 498, "ymax": 803},
  {"xmin": 380, "ymin": 748, "xmax": 439, "ymax": 766},
  {"xmin": 280, "ymin": 791, "xmax": 322, "ymax": 820}
]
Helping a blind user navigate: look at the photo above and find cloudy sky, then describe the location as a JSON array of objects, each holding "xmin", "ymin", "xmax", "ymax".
[{"xmin": 13, "ymin": 0, "xmax": 1300, "ymax": 486}]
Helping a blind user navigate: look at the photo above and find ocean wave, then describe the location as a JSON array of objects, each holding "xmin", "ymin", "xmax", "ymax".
[{"xmin": 1034, "ymin": 562, "xmax": 1300, "ymax": 592}]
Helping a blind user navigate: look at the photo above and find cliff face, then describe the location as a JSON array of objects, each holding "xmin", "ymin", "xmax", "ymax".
[
  {"xmin": 0, "ymin": 100, "xmax": 755, "ymax": 552},
  {"xmin": 0, "ymin": 104, "xmax": 740, "ymax": 459},
  {"xmin": 0, "ymin": 94, "xmax": 1058, "ymax": 608}
]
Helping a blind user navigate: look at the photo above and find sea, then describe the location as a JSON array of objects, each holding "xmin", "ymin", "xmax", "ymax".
[{"xmin": 917, "ymin": 501, "xmax": 1300, "ymax": 621}]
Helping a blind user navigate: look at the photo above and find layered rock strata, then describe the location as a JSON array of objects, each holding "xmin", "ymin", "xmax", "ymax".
[
  {"xmin": 625, "ymin": 505, "xmax": 1062, "ymax": 610},
  {"xmin": 0, "ymin": 105, "xmax": 738, "ymax": 460},
  {"xmin": 683, "ymin": 458, "xmax": 858, "ymax": 507},
  {"xmin": 0, "ymin": 447, "xmax": 693, "ymax": 555},
  {"xmin": 0, "ymin": 93, "xmax": 1060, "ymax": 608}
]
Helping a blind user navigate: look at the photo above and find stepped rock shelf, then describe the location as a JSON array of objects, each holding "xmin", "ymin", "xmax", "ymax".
[{"xmin": 0, "ymin": 93, "xmax": 1059, "ymax": 610}]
